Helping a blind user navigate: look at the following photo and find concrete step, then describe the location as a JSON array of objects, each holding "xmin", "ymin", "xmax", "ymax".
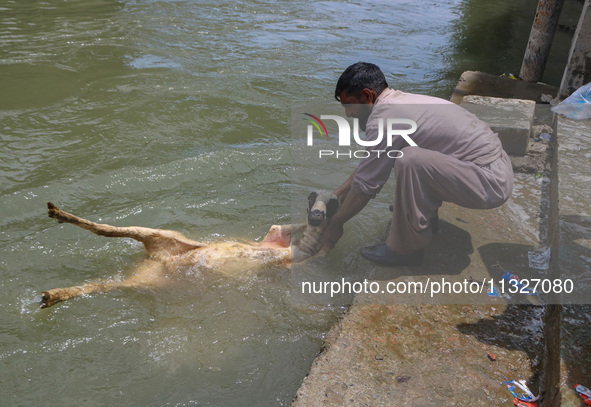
[{"xmin": 460, "ymin": 95, "xmax": 535, "ymax": 156}]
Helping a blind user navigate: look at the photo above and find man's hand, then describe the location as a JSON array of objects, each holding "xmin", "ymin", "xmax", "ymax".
[
  {"xmin": 322, "ymin": 177, "xmax": 372, "ymax": 251},
  {"xmin": 322, "ymin": 221, "xmax": 344, "ymax": 250}
]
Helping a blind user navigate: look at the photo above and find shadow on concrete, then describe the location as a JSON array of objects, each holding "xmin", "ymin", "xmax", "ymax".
[
  {"xmin": 432, "ymin": 242, "xmax": 545, "ymax": 397},
  {"xmin": 453, "ymin": 242, "xmax": 555, "ymax": 401},
  {"xmin": 557, "ymin": 215, "xmax": 591, "ymax": 399},
  {"xmin": 561, "ymin": 304, "xmax": 591, "ymax": 393},
  {"xmin": 369, "ymin": 219, "xmax": 473, "ymax": 281},
  {"xmin": 456, "ymin": 304, "xmax": 544, "ymax": 395},
  {"xmin": 478, "ymin": 215, "xmax": 590, "ymax": 397},
  {"xmin": 478, "ymin": 242, "xmax": 548, "ymax": 286}
]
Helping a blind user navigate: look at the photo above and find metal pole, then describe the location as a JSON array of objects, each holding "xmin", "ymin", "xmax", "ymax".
[{"xmin": 520, "ymin": 0, "xmax": 565, "ymax": 83}]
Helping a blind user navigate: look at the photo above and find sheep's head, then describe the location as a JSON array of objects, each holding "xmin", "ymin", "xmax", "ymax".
[{"xmin": 307, "ymin": 190, "xmax": 339, "ymax": 227}]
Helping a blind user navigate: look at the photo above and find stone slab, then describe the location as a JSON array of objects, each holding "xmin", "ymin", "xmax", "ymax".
[{"xmin": 460, "ymin": 95, "xmax": 536, "ymax": 156}]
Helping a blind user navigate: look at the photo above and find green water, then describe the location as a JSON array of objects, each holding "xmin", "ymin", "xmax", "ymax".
[{"xmin": 0, "ymin": 0, "xmax": 582, "ymax": 405}]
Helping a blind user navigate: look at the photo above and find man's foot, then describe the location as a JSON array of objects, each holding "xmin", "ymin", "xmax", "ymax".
[
  {"xmin": 431, "ymin": 213, "xmax": 440, "ymax": 234},
  {"xmin": 360, "ymin": 243, "xmax": 423, "ymax": 267}
]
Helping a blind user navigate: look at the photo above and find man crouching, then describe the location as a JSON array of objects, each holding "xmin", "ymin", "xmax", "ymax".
[{"xmin": 322, "ymin": 62, "xmax": 513, "ymax": 266}]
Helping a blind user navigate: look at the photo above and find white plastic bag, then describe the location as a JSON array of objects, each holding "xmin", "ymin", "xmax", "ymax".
[{"xmin": 551, "ymin": 82, "xmax": 591, "ymax": 120}]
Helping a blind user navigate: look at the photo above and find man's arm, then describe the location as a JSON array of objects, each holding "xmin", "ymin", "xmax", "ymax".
[
  {"xmin": 322, "ymin": 180, "xmax": 372, "ymax": 249},
  {"xmin": 333, "ymin": 169, "xmax": 357, "ymax": 203}
]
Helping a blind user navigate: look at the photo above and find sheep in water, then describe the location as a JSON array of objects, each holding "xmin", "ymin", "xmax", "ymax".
[{"xmin": 40, "ymin": 191, "xmax": 339, "ymax": 308}]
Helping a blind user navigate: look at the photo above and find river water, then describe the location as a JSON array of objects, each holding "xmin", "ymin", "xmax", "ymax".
[{"xmin": 0, "ymin": 0, "xmax": 582, "ymax": 406}]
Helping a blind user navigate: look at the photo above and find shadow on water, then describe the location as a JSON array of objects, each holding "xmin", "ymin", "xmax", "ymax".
[{"xmin": 445, "ymin": 0, "xmax": 538, "ymax": 82}]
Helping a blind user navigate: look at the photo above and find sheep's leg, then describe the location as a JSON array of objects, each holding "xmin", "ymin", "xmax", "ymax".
[
  {"xmin": 291, "ymin": 224, "xmax": 327, "ymax": 263},
  {"xmin": 41, "ymin": 259, "xmax": 167, "ymax": 308},
  {"xmin": 40, "ymin": 282, "xmax": 118, "ymax": 308},
  {"xmin": 47, "ymin": 202, "xmax": 203, "ymax": 255}
]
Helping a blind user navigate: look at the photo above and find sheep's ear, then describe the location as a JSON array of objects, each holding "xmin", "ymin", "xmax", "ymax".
[
  {"xmin": 307, "ymin": 192, "xmax": 318, "ymax": 211},
  {"xmin": 326, "ymin": 196, "xmax": 339, "ymax": 218}
]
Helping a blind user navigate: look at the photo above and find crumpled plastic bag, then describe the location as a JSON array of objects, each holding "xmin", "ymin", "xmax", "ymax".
[{"xmin": 551, "ymin": 82, "xmax": 591, "ymax": 120}]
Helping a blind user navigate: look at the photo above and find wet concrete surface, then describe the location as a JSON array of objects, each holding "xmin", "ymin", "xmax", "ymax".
[
  {"xmin": 292, "ymin": 303, "xmax": 544, "ymax": 406},
  {"xmin": 555, "ymin": 116, "xmax": 591, "ymax": 406}
]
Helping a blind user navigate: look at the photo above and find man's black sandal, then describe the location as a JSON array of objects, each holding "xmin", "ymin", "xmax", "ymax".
[{"xmin": 360, "ymin": 243, "xmax": 423, "ymax": 267}]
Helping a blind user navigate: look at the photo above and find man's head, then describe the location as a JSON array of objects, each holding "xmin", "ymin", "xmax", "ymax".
[{"xmin": 334, "ymin": 62, "xmax": 388, "ymax": 130}]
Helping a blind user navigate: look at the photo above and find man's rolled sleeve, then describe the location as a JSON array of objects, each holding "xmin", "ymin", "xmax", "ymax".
[{"xmin": 352, "ymin": 124, "xmax": 397, "ymax": 196}]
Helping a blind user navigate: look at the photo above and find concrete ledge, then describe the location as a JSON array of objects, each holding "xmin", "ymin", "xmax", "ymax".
[
  {"xmin": 460, "ymin": 96, "xmax": 536, "ymax": 156},
  {"xmin": 292, "ymin": 303, "xmax": 543, "ymax": 407},
  {"xmin": 554, "ymin": 116, "xmax": 591, "ymax": 406},
  {"xmin": 556, "ymin": 116, "xmax": 591, "ymax": 283}
]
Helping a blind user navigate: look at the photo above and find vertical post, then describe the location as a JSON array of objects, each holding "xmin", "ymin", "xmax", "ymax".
[
  {"xmin": 520, "ymin": 0, "xmax": 565, "ymax": 83},
  {"xmin": 541, "ymin": 114, "xmax": 563, "ymax": 407},
  {"xmin": 542, "ymin": 304, "xmax": 563, "ymax": 406},
  {"xmin": 559, "ymin": 0, "xmax": 591, "ymax": 98}
]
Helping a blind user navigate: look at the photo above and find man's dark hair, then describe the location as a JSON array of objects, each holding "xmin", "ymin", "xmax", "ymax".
[{"xmin": 334, "ymin": 62, "xmax": 389, "ymax": 101}]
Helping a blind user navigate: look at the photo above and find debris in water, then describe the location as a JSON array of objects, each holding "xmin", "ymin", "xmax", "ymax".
[
  {"xmin": 512, "ymin": 397, "xmax": 538, "ymax": 407},
  {"xmin": 501, "ymin": 271, "xmax": 537, "ymax": 296},
  {"xmin": 528, "ymin": 247, "xmax": 551, "ymax": 270},
  {"xmin": 575, "ymin": 384, "xmax": 591, "ymax": 397},
  {"xmin": 541, "ymin": 94, "xmax": 558, "ymax": 105},
  {"xmin": 575, "ymin": 384, "xmax": 591, "ymax": 406},
  {"xmin": 504, "ymin": 379, "xmax": 539, "ymax": 403},
  {"xmin": 487, "ymin": 285, "xmax": 501, "ymax": 297},
  {"xmin": 538, "ymin": 133, "xmax": 555, "ymax": 143}
]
